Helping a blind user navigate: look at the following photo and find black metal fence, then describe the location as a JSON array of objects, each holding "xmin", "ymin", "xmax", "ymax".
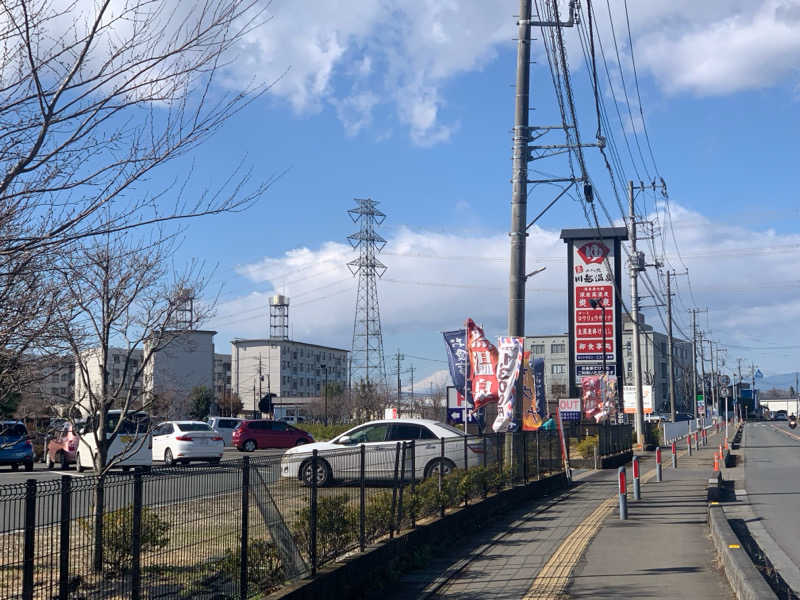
[{"xmin": 0, "ymin": 426, "xmax": 630, "ymax": 599}]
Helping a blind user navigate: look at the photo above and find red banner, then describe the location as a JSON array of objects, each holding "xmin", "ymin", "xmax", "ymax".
[{"xmin": 467, "ymin": 319, "xmax": 498, "ymax": 409}]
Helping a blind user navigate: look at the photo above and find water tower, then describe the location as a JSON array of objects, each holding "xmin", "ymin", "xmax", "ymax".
[{"xmin": 269, "ymin": 295, "xmax": 289, "ymax": 340}]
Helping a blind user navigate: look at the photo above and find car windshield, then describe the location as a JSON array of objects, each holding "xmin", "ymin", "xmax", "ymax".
[
  {"xmin": 0, "ymin": 423, "xmax": 27, "ymax": 437},
  {"xmin": 105, "ymin": 413, "xmax": 150, "ymax": 434},
  {"xmin": 176, "ymin": 423, "xmax": 212, "ymax": 432},
  {"xmin": 433, "ymin": 422, "xmax": 466, "ymax": 437}
]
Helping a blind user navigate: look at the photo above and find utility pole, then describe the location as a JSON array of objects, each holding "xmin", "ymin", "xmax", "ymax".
[
  {"xmin": 699, "ymin": 331, "xmax": 706, "ymax": 420},
  {"xmin": 508, "ymin": 0, "xmax": 533, "ymax": 433},
  {"xmin": 691, "ymin": 310, "xmax": 698, "ymax": 420},
  {"xmin": 409, "ymin": 364, "xmax": 415, "ymax": 417},
  {"xmin": 628, "ymin": 181, "xmax": 645, "ymax": 447},
  {"xmin": 666, "ymin": 272, "xmax": 676, "ymax": 421},
  {"xmin": 258, "ymin": 354, "xmax": 263, "ymax": 410},
  {"xmin": 393, "ymin": 350, "xmax": 404, "ymax": 410},
  {"xmin": 708, "ymin": 340, "xmax": 717, "ymax": 421}
]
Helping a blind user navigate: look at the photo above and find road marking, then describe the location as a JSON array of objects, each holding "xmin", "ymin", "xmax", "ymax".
[
  {"xmin": 728, "ymin": 544, "xmax": 741, "ymax": 549},
  {"xmin": 523, "ymin": 496, "xmax": 616, "ymax": 599},
  {"xmin": 769, "ymin": 424, "xmax": 800, "ymax": 442}
]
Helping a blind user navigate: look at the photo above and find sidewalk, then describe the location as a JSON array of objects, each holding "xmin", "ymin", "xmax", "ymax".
[
  {"xmin": 387, "ymin": 427, "xmax": 737, "ymax": 600},
  {"xmin": 566, "ymin": 436, "xmax": 734, "ymax": 599}
]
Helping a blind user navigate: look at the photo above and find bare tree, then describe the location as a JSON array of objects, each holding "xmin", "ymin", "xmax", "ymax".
[
  {"xmin": 0, "ymin": 0, "xmax": 280, "ymax": 405},
  {"xmin": 56, "ymin": 229, "xmax": 211, "ymax": 474}
]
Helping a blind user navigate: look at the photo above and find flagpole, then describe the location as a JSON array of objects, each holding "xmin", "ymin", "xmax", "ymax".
[{"xmin": 464, "ymin": 320, "xmax": 468, "ymax": 434}]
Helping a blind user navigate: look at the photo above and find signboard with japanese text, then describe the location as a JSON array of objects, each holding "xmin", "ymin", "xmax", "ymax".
[
  {"xmin": 467, "ymin": 319, "xmax": 499, "ymax": 409},
  {"xmin": 562, "ymin": 227, "xmax": 628, "ymax": 402},
  {"xmin": 558, "ymin": 397, "xmax": 581, "ymax": 421},
  {"xmin": 623, "ymin": 385, "xmax": 653, "ymax": 414}
]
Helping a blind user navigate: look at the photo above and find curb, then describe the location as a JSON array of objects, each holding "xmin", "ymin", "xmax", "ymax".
[{"xmin": 708, "ymin": 505, "xmax": 777, "ymax": 600}]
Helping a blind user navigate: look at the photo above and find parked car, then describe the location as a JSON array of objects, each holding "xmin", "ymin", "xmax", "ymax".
[
  {"xmin": 0, "ymin": 421, "xmax": 34, "ymax": 471},
  {"xmin": 774, "ymin": 410, "xmax": 788, "ymax": 421},
  {"xmin": 46, "ymin": 421, "xmax": 81, "ymax": 470},
  {"xmin": 151, "ymin": 421, "xmax": 224, "ymax": 466},
  {"xmin": 233, "ymin": 419, "xmax": 314, "ymax": 452},
  {"xmin": 75, "ymin": 410, "xmax": 152, "ymax": 472},
  {"xmin": 280, "ymin": 418, "xmax": 483, "ymax": 487},
  {"xmin": 207, "ymin": 416, "xmax": 243, "ymax": 447}
]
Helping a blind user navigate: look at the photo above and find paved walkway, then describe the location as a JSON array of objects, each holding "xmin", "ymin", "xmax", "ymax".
[{"xmin": 387, "ymin": 427, "xmax": 737, "ymax": 600}]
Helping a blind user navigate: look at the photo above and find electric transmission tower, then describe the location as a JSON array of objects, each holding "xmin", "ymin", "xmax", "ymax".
[{"xmin": 347, "ymin": 198, "xmax": 388, "ymax": 393}]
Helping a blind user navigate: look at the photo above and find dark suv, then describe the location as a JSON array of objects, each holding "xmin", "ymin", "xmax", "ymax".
[
  {"xmin": 0, "ymin": 421, "xmax": 34, "ymax": 471},
  {"xmin": 232, "ymin": 420, "xmax": 313, "ymax": 451}
]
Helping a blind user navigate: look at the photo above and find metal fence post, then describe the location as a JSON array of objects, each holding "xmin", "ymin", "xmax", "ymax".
[
  {"xmin": 523, "ymin": 431, "xmax": 528, "ymax": 484},
  {"xmin": 390, "ymin": 442, "xmax": 401, "ymax": 538},
  {"xmin": 131, "ymin": 472, "xmax": 143, "ymax": 600},
  {"xmin": 58, "ymin": 475, "xmax": 72, "ymax": 600},
  {"xmin": 482, "ymin": 435, "xmax": 488, "ymax": 497},
  {"xmin": 23, "ymin": 479, "xmax": 36, "ymax": 600},
  {"xmin": 240, "ymin": 456, "xmax": 250, "ymax": 595},
  {"xmin": 549, "ymin": 431, "xmax": 554, "ymax": 476},
  {"xmin": 439, "ymin": 437, "xmax": 445, "ymax": 518},
  {"xmin": 495, "ymin": 432, "xmax": 501, "ymax": 492},
  {"xmin": 409, "ymin": 440, "xmax": 416, "ymax": 528},
  {"xmin": 397, "ymin": 442, "xmax": 408, "ymax": 529},
  {"xmin": 309, "ymin": 451, "xmax": 317, "ymax": 577},
  {"xmin": 536, "ymin": 430, "xmax": 541, "ymax": 480},
  {"xmin": 93, "ymin": 474, "xmax": 105, "ymax": 573},
  {"xmin": 359, "ymin": 444, "xmax": 366, "ymax": 550},
  {"xmin": 463, "ymin": 433, "xmax": 468, "ymax": 471}
]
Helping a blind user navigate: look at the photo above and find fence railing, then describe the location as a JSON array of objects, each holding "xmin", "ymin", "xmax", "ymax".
[{"xmin": 0, "ymin": 426, "xmax": 629, "ymax": 599}]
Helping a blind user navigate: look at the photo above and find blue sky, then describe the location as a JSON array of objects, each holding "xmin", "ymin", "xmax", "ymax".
[{"xmin": 133, "ymin": 0, "xmax": 800, "ymax": 386}]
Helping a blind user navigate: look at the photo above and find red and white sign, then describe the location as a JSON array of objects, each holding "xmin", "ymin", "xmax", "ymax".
[
  {"xmin": 573, "ymin": 240, "xmax": 616, "ymax": 371},
  {"xmin": 467, "ymin": 319, "xmax": 498, "ymax": 409}
]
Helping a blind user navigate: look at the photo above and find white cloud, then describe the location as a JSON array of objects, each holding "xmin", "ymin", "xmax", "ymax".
[{"xmin": 210, "ymin": 203, "xmax": 800, "ymax": 376}]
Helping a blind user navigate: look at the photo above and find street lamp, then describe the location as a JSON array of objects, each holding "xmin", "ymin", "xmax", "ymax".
[{"xmin": 320, "ymin": 364, "xmax": 329, "ymax": 427}]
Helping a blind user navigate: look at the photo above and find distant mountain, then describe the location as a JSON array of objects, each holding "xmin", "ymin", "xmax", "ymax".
[{"xmin": 404, "ymin": 369, "xmax": 451, "ymax": 392}]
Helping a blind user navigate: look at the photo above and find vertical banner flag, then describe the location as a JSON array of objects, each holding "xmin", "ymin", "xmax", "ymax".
[
  {"xmin": 555, "ymin": 409, "xmax": 571, "ymax": 479},
  {"xmin": 523, "ymin": 356, "xmax": 547, "ymax": 431},
  {"xmin": 443, "ymin": 329, "xmax": 473, "ymax": 408},
  {"xmin": 467, "ymin": 319, "xmax": 499, "ymax": 409},
  {"xmin": 492, "ymin": 336, "xmax": 523, "ymax": 433}
]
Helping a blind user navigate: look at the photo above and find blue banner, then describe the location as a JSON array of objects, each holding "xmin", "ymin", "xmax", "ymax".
[
  {"xmin": 443, "ymin": 329, "xmax": 473, "ymax": 407},
  {"xmin": 533, "ymin": 357, "xmax": 546, "ymax": 418}
]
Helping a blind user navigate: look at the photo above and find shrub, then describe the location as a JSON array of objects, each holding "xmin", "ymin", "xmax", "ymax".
[
  {"xmin": 575, "ymin": 435, "xmax": 599, "ymax": 459},
  {"xmin": 293, "ymin": 494, "xmax": 357, "ymax": 563},
  {"xmin": 295, "ymin": 423, "xmax": 355, "ymax": 442},
  {"xmin": 79, "ymin": 505, "xmax": 170, "ymax": 573},
  {"xmin": 457, "ymin": 466, "xmax": 494, "ymax": 500},
  {"xmin": 220, "ymin": 538, "xmax": 284, "ymax": 591},
  {"xmin": 364, "ymin": 490, "xmax": 394, "ymax": 541}
]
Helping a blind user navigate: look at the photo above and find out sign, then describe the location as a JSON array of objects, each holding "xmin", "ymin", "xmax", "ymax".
[{"xmin": 577, "ymin": 242, "xmax": 609, "ymax": 264}]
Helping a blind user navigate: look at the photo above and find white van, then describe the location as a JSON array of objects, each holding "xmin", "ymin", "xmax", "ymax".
[
  {"xmin": 207, "ymin": 416, "xmax": 243, "ymax": 447},
  {"xmin": 75, "ymin": 410, "xmax": 152, "ymax": 472}
]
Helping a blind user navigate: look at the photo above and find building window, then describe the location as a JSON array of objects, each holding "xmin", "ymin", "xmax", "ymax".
[
  {"xmin": 625, "ymin": 341, "xmax": 631, "ymax": 356},
  {"xmin": 551, "ymin": 364, "xmax": 566, "ymax": 375},
  {"xmin": 550, "ymin": 343, "xmax": 565, "ymax": 354},
  {"xmin": 532, "ymin": 344, "xmax": 545, "ymax": 354},
  {"xmin": 551, "ymin": 383, "xmax": 567, "ymax": 397}
]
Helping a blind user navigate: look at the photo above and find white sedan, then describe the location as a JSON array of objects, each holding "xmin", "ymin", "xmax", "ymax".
[
  {"xmin": 151, "ymin": 421, "xmax": 224, "ymax": 466},
  {"xmin": 280, "ymin": 418, "xmax": 484, "ymax": 486}
]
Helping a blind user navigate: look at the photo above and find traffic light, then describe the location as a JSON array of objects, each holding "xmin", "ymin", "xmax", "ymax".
[{"xmin": 258, "ymin": 393, "xmax": 274, "ymax": 414}]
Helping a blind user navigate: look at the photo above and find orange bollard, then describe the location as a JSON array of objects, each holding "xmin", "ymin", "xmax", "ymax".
[{"xmin": 713, "ymin": 452, "xmax": 719, "ymax": 472}]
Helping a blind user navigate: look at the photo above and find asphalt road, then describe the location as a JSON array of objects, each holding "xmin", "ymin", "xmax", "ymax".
[{"xmin": 742, "ymin": 422, "xmax": 800, "ymax": 571}]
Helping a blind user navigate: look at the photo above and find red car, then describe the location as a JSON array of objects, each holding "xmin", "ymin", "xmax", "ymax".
[
  {"xmin": 233, "ymin": 420, "xmax": 313, "ymax": 452},
  {"xmin": 46, "ymin": 422, "xmax": 80, "ymax": 469}
]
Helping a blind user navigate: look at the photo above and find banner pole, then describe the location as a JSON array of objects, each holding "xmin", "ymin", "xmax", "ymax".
[{"xmin": 464, "ymin": 321, "xmax": 468, "ymax": 434}]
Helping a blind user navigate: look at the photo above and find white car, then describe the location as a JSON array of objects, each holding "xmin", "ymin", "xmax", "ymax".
[
  {"xmin": 151, "ymin": 421, "xmax": 224, "ymax": 466},
  {"xmin": 75, "ymin": 410, "xmax": 152, "ymax": 472},
  {"xmin": 206, "ymin": 416, "xmax": 243, "ymax": 447},
  {"xmin": 280, "ymin": 418, "xmax": 484, "ymax": 486}
]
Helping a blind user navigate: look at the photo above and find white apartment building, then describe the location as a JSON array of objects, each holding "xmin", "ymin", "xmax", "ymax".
[
  {"xmin": 526, "ymin": 315, "xmax": 693, "ymax": 415},
  {"xmin": 231, "ymin": 338, "xmax": 348, "ymax": 414},
  {"xmin": 74, "ymin": 347, "xmax": 145, "ymax": 415},
  {"xmin": 213, "ymin": 353, "xmax": 232, "ymax": 403}
]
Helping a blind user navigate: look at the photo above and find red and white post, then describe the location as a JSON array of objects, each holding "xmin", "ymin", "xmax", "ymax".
[
  {"xmin": 656, "ymin": 447, "xmax": 662, "ymax": 482},
  {"xmin": 618, "ymin": 466, "xmax": 628, "ymax": 520},
  {"xmin": 633, "ymin": 456, "xmax": 641, "ymax": 501}
]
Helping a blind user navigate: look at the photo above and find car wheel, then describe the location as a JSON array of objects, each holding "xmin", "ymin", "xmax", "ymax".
[
  {"xmin": 164, "ymin": 448, "xmax": 175, "ymax": 467},
  {"xmin": 122, "ymin": 466, "xmax": 130, "ymax": 473},
  {"xmin": 47, "ymin": 453, "xmax": 55, "ymax": 471},
  {"xmin": 300, "ymin": 459, "xmax": 332, "ymax": 487},
  {"xmin": 424, "ymin": 458, "xmax": 456, "ymax": 479},
  {"xmin": 60, "ymin": 451, "xmax": 69, "ymax": 470},
  {"xmin": 209, "ymin": 458, "xmax": 221, "ymax": 466},
  {"xmin": 10, "ymin": 463, "xmax": 18, "ymax": 471},
  {"xmin": 243, "ymin": 440, "xmax": 256, "ymax": 453},
  {"xmin": 24, "ymin": 461, "xmax": 33, "ymax": 472}
]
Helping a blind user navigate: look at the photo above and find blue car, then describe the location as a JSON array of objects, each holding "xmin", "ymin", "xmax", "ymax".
[{"xmin": 0, "ymin": 421, "xmax": 34, "ymax": 471}]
